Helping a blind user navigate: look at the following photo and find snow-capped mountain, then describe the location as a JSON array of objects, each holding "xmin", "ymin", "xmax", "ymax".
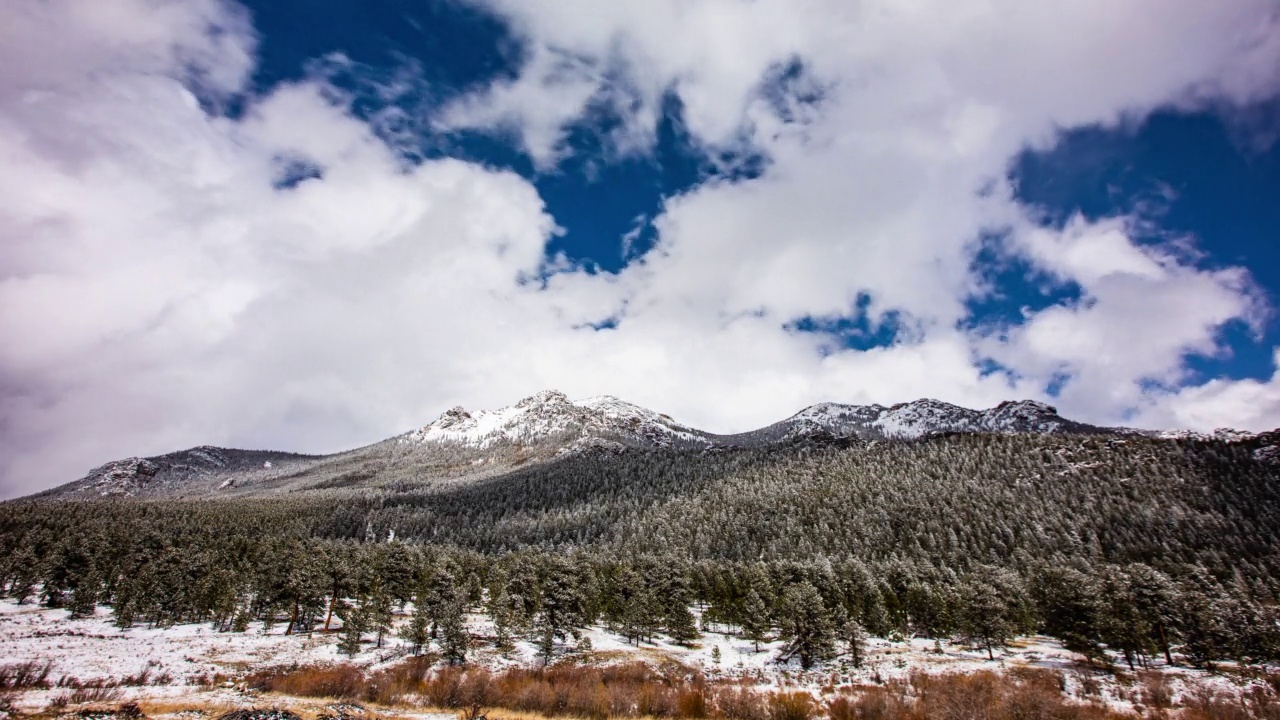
[
  {"xmin": 35, "ymin": 391, "xmax": 1266, "ymax": 500},
  {"xmin": 786, "ymin": 398, "xmax": 1100, "ymax": 439},
  {"xmin": 720, "ymin": 398, "xmax": 1107, "ymax": 445},
  {"xmin": 402, "ymin": 390, "xmax": 714, "ymax": 450}
]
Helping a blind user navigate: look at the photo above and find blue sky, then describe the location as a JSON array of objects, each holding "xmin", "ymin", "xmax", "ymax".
[
  {"xmin": 240, "ymin": 0, "xmax": 1280, "ymax": 394},
  {"xmin": 2, "ymin": 0, "xmax": 1280, "ymax": 494},
  {"xmin": 243, "ymin": 0, "xmax": 1280, "ymax": 363}
]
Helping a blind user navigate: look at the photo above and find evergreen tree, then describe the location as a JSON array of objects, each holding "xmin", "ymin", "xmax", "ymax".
[
  {"xmin": 841, "ymin": 617, "xmax": 868, "ymax": 668},
  {"xmin": 777, "ymin": 582, "xmax": 836, "ymax": 669},
  {"xmin": 338, "ymin": 601, "xmax": 366, "ymax": 658},
  {"xmin": 742, "ymin": 589, "xmax": 770, "ymax": 652},
  {"xmin": 531, "ymin": 557, "xmax": 590, "ymax": 665},
  {"xmin": 439, "ymin": 600, "xmax": 470, "ymax": 665},
  {"xmin": 620, "ymin": 585, "xmax": 661, "ymax": 645},
  {"xmin": 956, "ymin": 580, "xmax": 1014, "ymax": 661},
  {"xmin": 402, "ymin": 597, "xmax": 431, "ymax": 655},
  {"xmin": 488, "ymin": 585, "xmax": 517, "ymax": 651}
]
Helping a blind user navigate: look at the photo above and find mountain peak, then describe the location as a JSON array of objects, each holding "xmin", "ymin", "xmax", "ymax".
[
  {"xmin": 406, "ymin": 391, "xmax": 710, "ymax": 450},
  {"xmin": 515, "ymin": 389, "xmax": 572, "ymax": 408},
  {"xmin": 764, "ymin": 397, "xmax": 1095, "ymax": 441}
]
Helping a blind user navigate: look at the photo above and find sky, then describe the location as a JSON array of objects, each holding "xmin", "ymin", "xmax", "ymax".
[{"xmin": 2, "ymin": 0, "xmax": 1280, "ymax": 497}]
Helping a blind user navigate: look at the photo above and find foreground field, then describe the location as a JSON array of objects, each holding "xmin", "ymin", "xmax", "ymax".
[{"xmin": 3, "ymin": 600, "xmax": 1279, "ymax": 719}]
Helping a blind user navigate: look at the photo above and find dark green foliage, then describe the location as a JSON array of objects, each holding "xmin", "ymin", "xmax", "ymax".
[
  {"xmin": 0, "ymin": 431, "xmax": 1277, "ymax": 668},
  {"xmin": 338, "ymin": 600, "xmax": 366, "ymax": 658},
  {"xmin": 955, "ymin": 579, "xmax": 1016, "ymax": 661},
  {"xmin": 531, "ymin": 556, "xmax": 592, "ymax": 664},
  {"xmin": 776, "ymin": 582, "xmax": 836, "ymax": 669},
  {"xmin": 438, "ymin": 600, "xmax": 470, "ymax": 665},
  {"xmin": 741, "ymin": 589, "xmax": 770, "ymax": 652}
]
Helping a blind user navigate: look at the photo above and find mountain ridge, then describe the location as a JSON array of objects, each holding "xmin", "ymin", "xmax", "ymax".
[{"xmin": 31, "ymin": 391, "xmax": 1264, "ymax": 500}]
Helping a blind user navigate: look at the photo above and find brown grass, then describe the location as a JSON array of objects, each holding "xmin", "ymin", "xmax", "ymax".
[{"xmin": 232, "ymin": 661, "xmax": 1280, "ymax": 720}]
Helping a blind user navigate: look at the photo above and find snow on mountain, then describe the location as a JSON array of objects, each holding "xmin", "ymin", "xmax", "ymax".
[
  {"xmin": 1155, "ymin": 428, "xmax": 1257, "ymax": 442},
  {"xmin": 46, "ymin": 446, "xmax": 320, "ymax": 498},
  {"xmin": 404, "ymin": 392, "xmax": 1112, "ymax": 455},
  {"xmin": 49, "ymin": 391, "xmax": 1264, "ymax": 501},
  {"xmin": 775, "ymin": 398, "xmax": 1099, "ymax": 441},
  {"xmin": 403, "ymin": 390, "xmax": 713, "ymax": 450}
]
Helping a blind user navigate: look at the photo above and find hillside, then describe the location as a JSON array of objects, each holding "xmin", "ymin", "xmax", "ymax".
[
  {"xmin": 2, "ymin": 398, "xmax": 1280, "ymax": 719},
  {"xmin": 35, "ymin": 391, "xmax": 1125, "ymax": 500}
]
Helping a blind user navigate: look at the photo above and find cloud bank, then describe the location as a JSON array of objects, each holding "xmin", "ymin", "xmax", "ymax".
[{"xmin": 2, "ymin": 0, "xmax": 1280, "ymax": 496}]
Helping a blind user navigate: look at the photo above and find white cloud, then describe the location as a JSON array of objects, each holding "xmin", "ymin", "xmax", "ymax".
[
  {"xmin": 1134, "ymin": 350, "xmax": 1280, "ymax": 433},
  {"xmin": 3, "ymin": 0, "xmax": 1280, "ymax": 497},
  {"xmin": 979, "ymin": 216, "xmax": 1265, "ymax": 418}
]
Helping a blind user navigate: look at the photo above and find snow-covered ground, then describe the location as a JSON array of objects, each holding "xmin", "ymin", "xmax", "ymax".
[{"xmin": 0, "ymin": 599, "xmax": 1265, "ymax": 716}]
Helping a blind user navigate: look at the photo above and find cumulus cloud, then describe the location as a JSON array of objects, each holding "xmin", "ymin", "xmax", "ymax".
[
  {"xmin": 979, "ymin": 216, "xmax": 1265, "ymax": 415},
  {"xmin": 2, "ymin": 0, "xmax": 1280, "ymax": 496},
  {"xmin": 1134, "ymin": 350, "xmax": 1280, "ymax": 432}
]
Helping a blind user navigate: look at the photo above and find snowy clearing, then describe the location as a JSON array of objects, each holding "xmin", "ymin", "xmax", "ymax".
[{"xmin": 0, "ymin": 598, "xmax": 1271, "ymax": 717}]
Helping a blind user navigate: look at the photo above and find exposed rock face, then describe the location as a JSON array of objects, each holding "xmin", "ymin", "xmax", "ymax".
[{"xmin": 81, "ymin": 457, "xmax": 162, "ymax": 496}]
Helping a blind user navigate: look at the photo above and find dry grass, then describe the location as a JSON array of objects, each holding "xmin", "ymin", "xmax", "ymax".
[
  {"xmin": 234, "ymin": 662, "xmax": 1280, "ymax": 720},
  {"xmin": 15, "ymin": 660, "xmax": 1280, "ymax": 720},
  {"xmin": 0, "ymin": 660, "xmax": 54, "ymax": 689}
]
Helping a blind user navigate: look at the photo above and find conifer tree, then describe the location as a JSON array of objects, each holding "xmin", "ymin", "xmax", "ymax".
[
  {"xmin": 488, "ymin": 585, "xmax": 517, "ymax": 651},
  {"xmin": 338, "ymin": 601, "xmax": 366, "ymax": 658},
  {"xmin": 777, "ymin": 582, "xmax": 836, "ymax": 669},
  {"xmin": 403, "ymin": 596, "xmax": 431, "ymax": 655},
  {"xmin": 439, "ymin": 600, "xmax": 470, "ymax": 665},
  {"xmin": 835, "ymin": 605, "xmax": 868, "ymax": 668},
  {"xmin": 956, "ymin": 580, "xmax": 1014, "ymax": 661},
  {"xmin": 742, "ymin": 589, "xmax": 770, "ymax": 652},
  {"xmin": 532, "ymin": 557, "xmax": 589, "ymax": 665}
]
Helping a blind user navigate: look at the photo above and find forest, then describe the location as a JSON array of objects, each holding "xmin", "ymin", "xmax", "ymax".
[{"xmin": 1, "ymin": 431, "xmax": 1278, "ymax": 671}]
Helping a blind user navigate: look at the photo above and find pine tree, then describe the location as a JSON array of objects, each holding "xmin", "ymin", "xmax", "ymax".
[
  {"xmin": 956, "ymin": 580, "xmax": 1013, "ymax": 661},
  {"xmin": 841, "ymin": 618, "xmax": 868, "ymax": 668},
  {"xmin": 620, "ymin": 586, "xmax": 660, "ymax": 645},
  {"xmin": 339, "ymin": 601, "xmax": 366, "ymax": 658},
  {"xmin": 439, "ymin": 600, "xmax": 470, "ymax": 665},
  {"xmin": 742, "ymin": 589, "xmax": 770, "ymax": 652},
  {"xmin": 402, "ymin": 597, "xmax": 431, "ymax": 655},
  {"xmin": 488, "ymin": 585, "xmax": 517, "ymax": 652},
  {"xmin": 667, "ymin": 604, "xmax": 699, "ymax": 646},
  {"xmin": 531, "ymin": 557, "xmax": 589, "ymax": 665},
  {"xmin": 777, "ymin": 582, "xmax": 836, "ymax": 669}
]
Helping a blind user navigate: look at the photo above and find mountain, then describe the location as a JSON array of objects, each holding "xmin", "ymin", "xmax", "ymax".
[
  {"xmin": 29, "ymin": 391, "xmax": 1242, "ymax": 500},
  {"xmin": 725, "ymin": 398, "xmax": 1110, "ymax": 444},
  {"xmin": 402, "ymin": 390, "xmax": 716, "ymax": 451}
]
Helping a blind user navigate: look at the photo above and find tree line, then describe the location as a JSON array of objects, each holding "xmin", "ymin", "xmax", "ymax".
[{"xmin": 1, "ymin": 431, "xmax": 1278, "ymax": 669}]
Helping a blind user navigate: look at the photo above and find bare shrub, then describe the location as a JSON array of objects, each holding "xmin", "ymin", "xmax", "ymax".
[
  {"xmin": 769, "ymin": 692, "xmax": 816, "ymax": 720},
  {"xmin": 1137, "ymin": 670, "xmax": 1173, "ymax": 712},
  {"xmin": 677, "ymin": 688, "xmax": 709, "ymax": 719},
  {"xmin": 69, "ymin": 685, "xmax": 124, "ymax": 704},
  {"xmin": 245, "ymin": 665, "xmax": 366, "ymax": 700},
  {"xmin": 0, "ymin": 660, "xmax": 53, "ymax": 689},
  {"xmin": 826, "ymin": 695, "xmax": 854, "ymax": 720},
  {"xmin": 715, "ymin": 687, "xmax": 769, "ymax": 720}
]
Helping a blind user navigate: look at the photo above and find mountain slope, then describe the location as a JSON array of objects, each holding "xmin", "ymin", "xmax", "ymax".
[
  {"xmin": 717, "ymin": 398, "xmax": 1112, "ymax": 446},
  {"xmin": 30, "ymin": 391, "xmax": 1217, "ymax": 500}
]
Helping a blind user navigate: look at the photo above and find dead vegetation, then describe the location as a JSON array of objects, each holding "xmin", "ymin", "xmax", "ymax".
[
  {"xmin": 7, "ymin": 659, "xmax": 1280, "ymax": 720},
  {"xmin": 236, "ymin": 660, "xmax": 1280, "ymax": 720}
]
